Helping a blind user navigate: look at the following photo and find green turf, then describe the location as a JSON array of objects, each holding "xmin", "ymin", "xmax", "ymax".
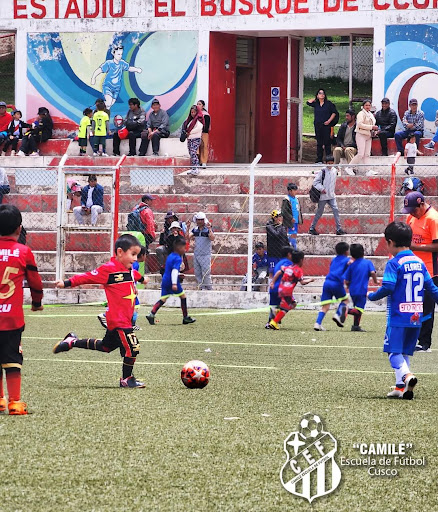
[{"xmin": 1, "ymin": 307, "xmax": 436, "ymax": 511}]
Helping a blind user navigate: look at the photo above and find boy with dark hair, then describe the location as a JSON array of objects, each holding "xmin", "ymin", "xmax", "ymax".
[
  {"xmin": 78, "ymin": 107, "xmax": 93, "ymax": 155},
  {"xmin": 343, "ymin": 243, "xmax": 378, "ymax": 332},
  {"xmin": 53, "ymin": 234, "xmax": 147, "ymax": 388},
  {"xmin": 369, "ymin": 221, "xmax": 438, "ymax": 399},
  {"xmin": 2, "ymin": 110, "xmax": 31, "ymax": 156},
  {"xmin": 146, "ymin": 237, "xmax": 195, "ymax": 325},
  {"xmin": 0, "ymin": 204, "xmax": 43, "ymax": 414},
  {"xmin": 268, "ymin": 251, "xmax": 314, "ymax": 330},
  {"xmin": 91, "ymin": 102, "xmax": 109, "ymax": 156},
  {"xmin": 240, "ymin": 242, "xmax": 268, "ymax": 291},
  {"xmin": 314, "ymin": 242, "xmax": 350, "ymax": 331}
]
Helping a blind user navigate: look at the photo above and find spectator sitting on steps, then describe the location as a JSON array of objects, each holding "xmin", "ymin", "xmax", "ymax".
[
  {"xmin": 139, "ymin": 99, "xmax": 170, "ymax": 156},
  {"xmin": 113, "ymin": 97, "xmax": 146, "ymax": 157},
  {"xmin": 73, "ymin": 174, "xmax": 104, "ymax": 226},
  {"xmin": 0, "ymin": 101, "xmax": 12, "ymax": 147},
  {"xmin": 333, "ymin": 110, "xmax": 357, "ymax": 175},
  {"xmin": 374, "ymin": 98, "xmax": 397, "ymax": 157}
]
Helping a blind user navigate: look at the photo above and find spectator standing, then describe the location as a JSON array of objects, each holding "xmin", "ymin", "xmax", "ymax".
[
  {"xmin": 306, "ymin": 89, "xmax": 338, "ymax": 164},
  {"xmin": 17, "ymin": 107, "xmax": 53, "ymax": 157},
  {"xmin": 404, "ymin": 134, "xmax": 422, "ymax": 175},
  {"xmin": 349, "ymin": 100, "xmax": 377, "ymax": 171},
  {"xmin": 333, "ymin": 110, "xmax": 357, "ymax": 172},
  {"xmin": 126, "ymin": 194, "xmax": 157, "ymax": 253},
  {"xmin": 197, "ymin": 100, "xmax": 211, "ymax": 168},
  {"xmin": 395, "ymin": 98, "xmax": 424, "ymax": 154},
  {"xmin": 1, "ymin": 110, "xmax": 31, "ymax": 156},
  {"xmin": 139, "ymin": 99, "xmax": 170, "ymax": 156},
  {"xmin": 424, "ymin": 109, "xmax": 438, "ymax": 155},
  {"xmin": 266, "ymin": 210, "xmax": 289, "ymax": 277},
  {"xmin": 184, "ymin": 105, "xmax": 204, "ymax": 176},
  {"xmin": 281, "ymin": 183, "xmax": 302, "ymax": 249},
  {"xmin": 0, "ymin": 167, "xmax": 10, "ymax": 204},
  {"xmin": 73, "ymin": 174, "xmax": 104, "ymax": 226},
  {"xmin": 113, "ymin": 98, "xmax": 146, "ymax": 157},
  {"xmin": 403, "ymin": 192, "xmax": 438, "ymax": 352},
  {"xmin": 309, "ymin": 155, "xmax": 346, "ymax": 236},
  {"xmin": 78, "ymin": 108, "xmax": 93, "ymax": 156},
  {"xmin": 156, "ymin": 212, "xmax": 187, "ymax": 273},
  {"xmin": 374, "ymin": 98, "xmax": 397, "ymax": 156},
  {"xmin": 91, "ymin": 102, "xmax": 109, "ymax": 156},
  {"xmin": 0, "ymin": 101, "xmax": 12, "ymax": 147},
  {"xmin": 188, "ymin": 212, "xmax": 214, "ymax": 290}
]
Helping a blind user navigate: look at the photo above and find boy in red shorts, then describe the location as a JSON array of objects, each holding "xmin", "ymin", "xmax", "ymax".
[
  {"xmin": 0, "ymin": 205, "xmax": 43, "ymax": 415},
  {"xmin": 268, "ymin": 250, "xmax": 314, "ymax": 330}
]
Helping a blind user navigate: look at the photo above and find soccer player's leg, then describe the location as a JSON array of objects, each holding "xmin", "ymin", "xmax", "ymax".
[
  {"xmin": 332, "ymin": 286, "xmax": 349, "ymax": 327},
  {"xmin": 315, "ymin": 283, "xmax": 335, "ymax": 330},
  {"xmin": 384, "ymin": 327, "xmax": 411, "ymax": 399},
  {"xmin": 53, "ymin": 332, "xmax": 111, "ymax": 353},
  {"xmin": 0, "ymin": 367, "xmax": 5, "ymax": 412},
  {"xmin": 178, "ymin": 291, "xmax": 196, "ymax": 324},
  {"xmin": 0, "ymin": 329, "xmax": 27, "ymax": 415},
  {"xmin": 147, "ymin": 283, "xmax": 170, "ymax": 324},
  {"xmin": 400, "ymin": 327, "xmax": 420, "ymax": 400},
  {"xmin": 117, "ymin": 329, "xmax": 145, "ymax": 388},
  {"xmin": 267, "ymin": 289, "xmax": 280, "ymax": 328},
  {"xmin": 270, "ymin": 296, "xmax": 295, "ymax": 329},
  {"xmin": 348, "ymin": 295, "xmax": 366, "ymax": 332}
]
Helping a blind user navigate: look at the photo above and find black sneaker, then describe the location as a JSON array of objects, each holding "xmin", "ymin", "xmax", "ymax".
[
  {"xmin": 153, "ymin": 152, "xmax": 159, "ymax": 156},
  {"xmin": 146, "ymin": 314, "xmax": 155, "ymax": 325},
  {"xmin": 127, "ymin": 153, "xmax": 136, "ymax": 157},
  {"xmin": 336, "ymin": 229, "xmax": 347, "ymax": 235},
  {"xmin": 183, "ymin": 316, "xmax": 196, "ymax": 324},
  {"xmin": 351, "ymin": 325, "xmax": 366, "ymax": 332},
  {"xmin": 53, "ymin": 332, "xmax": 78, "ymax": 353},
  {"xmin": 113, "ymin": 152, "xmax": 120, "ymax": 157},
  {"xmin": 309, "ymin": 228, "xmax": 319, "ymax": 235},
  {"xmin": 119, "ymin": 376, "xmax": 146, "ymax": 388}
]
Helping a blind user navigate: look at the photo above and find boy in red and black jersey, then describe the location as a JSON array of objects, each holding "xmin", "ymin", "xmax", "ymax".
[
  {"xmin": 268, "ymin": 251, "xmax": 314, "ymax": 330},
  {"xmin": 0, "ymin": 205, "xmax": 43, "ymax": 415},
  {"xmin": 53, "ymin": 234, "xmax": 148, "ymax": 388}
]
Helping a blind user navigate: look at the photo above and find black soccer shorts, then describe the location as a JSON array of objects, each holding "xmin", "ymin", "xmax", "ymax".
[
  {"xmin": 101, "ymin": 328, "xmax": 140, "ymax": 358},
  {"xmin": 0, "ymin": 327, "xmax": 24, "ymax": 369}
]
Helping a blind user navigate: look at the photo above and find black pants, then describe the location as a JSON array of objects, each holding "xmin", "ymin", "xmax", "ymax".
[
  {"xmin": 0, "ymin": 184, "xmax": 10, "ymax": 204},
  {"xmin": 139, "ymin": 131, "xmax": 169, "ymax": 156},
  {"xmin": 113, "ymin": 129, "xmax": 142, "ymax": 155},
  {"xmin": 377, "ymin": 130, "xmax": 394, "ymax": 156},
  {"xmin": 314, "ymin": 122, "xmax": 331, "ymax": 162},
  {"xmin": 19, "ymin": 134, "xmax": 38, "ymax": 154},
  {"xmin": 418, "ymin": 275, "xmax": 438, "ymax": 350},
  {"xmin": 3, "ymin": 137, "xmax": 19, "ymax": 152}
]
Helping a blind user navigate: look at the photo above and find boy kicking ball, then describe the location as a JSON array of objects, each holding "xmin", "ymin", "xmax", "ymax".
[
  {"xmin": 146, "ymin": 236, "xmax": 195, "ymax": 325},
  {"xmin": 53, "ymin": 234, "xmax": 147, "ymax": 388},
  {"xmin": 368, "ymin": 221, "xmax": 438, "ymax": 399}
]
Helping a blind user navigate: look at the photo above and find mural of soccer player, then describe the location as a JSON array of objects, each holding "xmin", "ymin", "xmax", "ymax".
[{"xmin": 91, "ymin": 45, "xmax": 142, "ymax": 110}]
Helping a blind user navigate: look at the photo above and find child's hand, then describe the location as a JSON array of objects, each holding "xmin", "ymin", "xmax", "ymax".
[
  {"xmin": 31, "ymin": 304, "xmax": 44, "ymax": 311},
  {"xmin": 143, "ymin": 276, "xmax": 149, "ymax": 285},
  {"xmin": 54, "ymin": 280, "xmax": 65, "ymax": 288},
  {"xmin": 172, "ymin": 284, "xmax": 177, "ymax": 291}
]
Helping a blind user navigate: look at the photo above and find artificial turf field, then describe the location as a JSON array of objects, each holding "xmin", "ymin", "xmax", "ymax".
[{"xmin": 1, "ymin": 306, "xmax": 437, "ymax": 512}]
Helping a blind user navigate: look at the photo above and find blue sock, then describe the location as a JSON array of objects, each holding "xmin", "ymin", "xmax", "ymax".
[
  {"xmin": 316, "ymin": 311, "xmax": 325, "ymax": 324},
  {"xmin": 132, "ymin": 311, "xmax": 138, "ymax": 324},
  {"xmin": 290, "ymin": 238, "xmax": 297, "ymax": 249}
]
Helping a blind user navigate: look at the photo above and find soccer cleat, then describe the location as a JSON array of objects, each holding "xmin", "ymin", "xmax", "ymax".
[
  {"xmin": 53, "ymin": 332, "xmax": 78, "ymax": 353},
  {"xmin": 402, "ymin": 373, "xmax": 417, "ymax": 400},
  {"xmin": 351, "ymin": 325, "xmax": 366, "ymax": 332},
  {"xmin": 119, "ymin": 376, "xmax": 146, "ymax": 388},
  {"xmin": 269, "ymin": 320, "xmax": 280, "ymax": 330},
  {"xmin": 309, "ymin": 228, "xmax": 319, "ymax": 236},
  {"xmin": 387, "ymin": 387, "xmax": 403, "ymax": 399},
  {"xmin": 183, "ymin": 316, "xmax": 196, "ymax": 324},
  {"xmin": 424, "ymin": 141, "xmax": 435, "ymax": 150},
  {"xmin": 146, "ymin": 313, "xmax": 156, "ymax": 325},
  {"xmin": 332, "ymin": 313, "xmax": 344, "ymax": 328},
  {"xmin": 97, "ymin": 313, "xmax": 108, "ymax": 329},
  {"xmin": 0, "ymin": 397, "xmax": 6, "ymax": 413},
  {"xmin": 132, "ymin": 325, "xmax": 141, "ymax": 331},
  {"xmin": 314, "ymin": 322, "xmax": 326, "ymax": 331},
  {"xmin": 8, "ymin": 401, "xmax": 28, "ymax": 415}
]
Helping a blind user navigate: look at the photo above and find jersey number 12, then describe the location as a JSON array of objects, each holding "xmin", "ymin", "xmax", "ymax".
[{"xmin": 404, "ymin": 272, "xmax": 424, "ymax": 302}]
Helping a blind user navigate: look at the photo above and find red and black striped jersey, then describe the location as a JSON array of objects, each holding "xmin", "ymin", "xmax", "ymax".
[{"xmin": 0, "ymin": 237, "xmax": 43, "ymax": 331}]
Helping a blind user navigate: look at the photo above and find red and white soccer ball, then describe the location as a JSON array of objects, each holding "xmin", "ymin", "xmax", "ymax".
[{"xmin": 181, "ymin": 360, "xmax": 210, "ymax": 389}]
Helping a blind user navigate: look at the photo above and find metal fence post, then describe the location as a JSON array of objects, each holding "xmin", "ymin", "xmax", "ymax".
[{"xmin": 246, "ymin": 154, "xmax": 262, "ymax": 292}]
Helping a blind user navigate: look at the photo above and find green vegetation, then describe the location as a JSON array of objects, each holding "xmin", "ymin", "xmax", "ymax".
[{"xmin": 0, "ymin": 55, "xmax": 15, "ymax": 105}]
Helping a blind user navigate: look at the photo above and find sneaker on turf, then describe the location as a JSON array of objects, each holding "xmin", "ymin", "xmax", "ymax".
[
  {"xmin": 53, "ymin": 332, "xmax": 78, "ymax": 353},
  {"xmin": 314, "ymin": 322, "xmax": 326, "ymax": 331},
  {"xmin": 119, "ymin": 376, "xmax": 146, "ymax": 388},
  {"xmin": 414, "ymin": 343, "xmax": 431, "ymax": 352},
  {"xmin": 132, "ymin": 325, "xmax": 141, "ymax": 331},
  {"xmin": 146, "ymin": 313, "xmax": 155, "ymax": 325},
  {"xmin": 183, "ymin": 316, "xmax": 196, "ymax": 324},
  {"xmin": 0, "ymin": 397, "xmax": 6, "ymax": 413},
  {"xmin": 387, "ymin": 386, "xmax": 403, "ymax": 399},
  {"xmin": 424, "ymin": 141, "xmax": 435, "ymax": 150},
  {"xmin": 402, "ymin": 373, "xmax": 417, "ymax": 400},
  {"xmin": 351, "ymin": 325, "xmax": 366, "ymax": 332},
  {"xmin": 97, "ymin": 313, "xmax": 108, "ymax": 329},
  {"xmin": 269, "ymin": 320, "xmax": 280, "ymax": 330},
  {"xmin": 332, "ymin": 313, "xmax": 344, "ymax": 328},
  {"xmin": 8, "ymin": 401, "xmax": 28, "ymax": 415}
]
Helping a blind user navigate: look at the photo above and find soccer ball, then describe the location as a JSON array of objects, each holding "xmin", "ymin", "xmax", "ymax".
[
  {"xmin": 181, "ymin": 360, "xmax": 210, "ymax": 389},
  {"xmin": 299, "ymin": 414, "xmax": 323, "ymax": 440}
]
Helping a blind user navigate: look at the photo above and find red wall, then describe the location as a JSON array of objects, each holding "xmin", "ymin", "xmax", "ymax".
[{"xmin": 208, "ymin": 33, "xmax": 236, "ymax": 163}]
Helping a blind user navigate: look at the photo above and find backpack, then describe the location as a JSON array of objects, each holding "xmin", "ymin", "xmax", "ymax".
[
  {"xmin": 126, "ymin": 205, "xmax": 147, "ymax": 232},
  {"xmin": 309, "ymin": 169, "xmax": 326, "ymax": 203},
  {"xmin": 399, "ymin": 177, "xmax": 425, "ymax": 196}
]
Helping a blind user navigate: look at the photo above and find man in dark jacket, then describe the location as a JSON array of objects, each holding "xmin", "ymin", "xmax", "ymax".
[
  {"xmin": 113, "ymin": 98, "xmax": 146, "ymax": 156},
  {"xmin": 266, "ymin": 210, "xmax": 289, "ymax": 277},
  {"xmin": 333, "ymin": 110, "xmax": 357, "ymax": 168},
  {"xmin": 139, "ymin": 99, "xmax": 170, "ymax": 156},
  {"xmin": 375, "ymin": 98, "xmax": 397, "ymax": 156},
  {"xmin": 73, "ymin": 174, "xmax": 104, "ymax": 226}
]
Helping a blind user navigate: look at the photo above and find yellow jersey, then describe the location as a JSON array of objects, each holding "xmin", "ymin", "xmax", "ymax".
[
  {"xmin": 93, "ymin": 111, "xmax": 109, "ymax": 136},
  {"xmin": 78, "ymin": 115, "xmax": 91, "ymax": 138}
]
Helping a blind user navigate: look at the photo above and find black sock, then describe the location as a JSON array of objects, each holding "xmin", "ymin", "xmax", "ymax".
[
  {"xmin": 74, "ymin": 338, "xmax": 105, "ymax": 351},
  {"xmin": 123, "ymin": 357, "xmax": 136, "ymax": 379},
  {"xmin": 181, "ymin": 297, "xmax": 188, "ymax": 317},
  {"xmin": 151, "ymin": 300, "xmax": 165, "ymax": 315}
]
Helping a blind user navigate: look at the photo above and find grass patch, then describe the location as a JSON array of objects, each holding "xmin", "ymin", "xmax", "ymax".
[{"xmin": 0, "ymin": 306, "xmax": 436, "ymax": 511}]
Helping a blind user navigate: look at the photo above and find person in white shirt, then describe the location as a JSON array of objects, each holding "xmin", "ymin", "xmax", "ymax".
[
  {"xmin": 349, "ymin": 99, "xmax": 378, "ymax": 173},
  {"xmin": 184, "ymin": 105, "xmax": 205, "ymax": 176},
  {"xmin": 404, "ymin": 134, "xmax": 422, "ymax": 175}
]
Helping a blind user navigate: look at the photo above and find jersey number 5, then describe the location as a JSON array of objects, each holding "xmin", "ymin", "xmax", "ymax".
[
  {"xmin": 0, "ymin": 266, "xmax": 19, "ymax": 300},
  {"xmin": 404, "ymin": 272, "xmax": 424, "ymax": 303}
]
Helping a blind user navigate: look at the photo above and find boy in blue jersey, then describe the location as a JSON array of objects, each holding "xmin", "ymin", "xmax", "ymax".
[
  {"xmin": 241, "ymin": 242, "xmax": 268, "ymax": 291},
  {"xmin": 343, "ymin": 243, "xmax": 378, "ymax": 332},
  {"xmin": 265, "ymin": 246, "xmax": 295, "ymax": 328},
  {"xmin": 369, "ymin": 221, "xmax": 438, "ymax": 399},
  {"xmin": 146, "ymin": 237, "xmax": 195, "ymax": 325},
  {"xmin": 314, "ymin": 242, "xmax": 350, "ymax": 331}
]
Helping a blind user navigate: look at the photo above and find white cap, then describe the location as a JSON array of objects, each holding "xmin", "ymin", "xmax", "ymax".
[
  {"xmin": 170, "ymin": 221, "xmax": 180, "ymax": 229},
  {"xmin": 196, "ymin": 212, "xmax": 207, "ymax": 220}
]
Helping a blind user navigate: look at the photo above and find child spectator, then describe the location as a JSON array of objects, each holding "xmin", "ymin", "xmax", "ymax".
[
  {"xmin": 281, "ymin": 183, "xmax": 302, "ymax": 249},
  {"xmin": 91, "ymin": 101, "xmax": 109, "ymax": 156},
  {"xmin": 240, "ymin": 242, "xmax": 269, "ymax": 291},
  {"xmin": 368, "ymin": 221, "xmax": 438, "ymax": 399},
  {"xmin": 17, "ymin": 107, "xmax": 53, "ymax": 157},
  {"xmin": 53, "ymin": 234, "xmax": 147, "ymax": 388},
  {"xmin": 66, "ymin": 178, "xmax": 82, "ymax": 213},
  {"xmin": 268, "ymin": 250, "xmax": 314, "ymax": 330},
  {"xmin": 314, "ymin": 242, "xmax": 350, "ymax": 331},
  {"xmin": 2, "ymin": 110, "xmax": 31, "ymax": 156},
  {"xmin": 146, "ymin": 236, "xmax": 196, "ymax": 325},
  {"xmin": 404, "ymin": 134, "xmax": 422, "ymax": 175},
  {"xmin": 0, "ymin": 167, "xmax": 10, "ymax": 204},
  {"xmin": 0, "ymin": 101, "xmax": 12, "ymax": 146},
  {"xmin": 0, "ymin": 205, "xmax": 44, "ymax": 414},
  {"xmin": 78, "ymin": 107, "xmax": 93, "ymax": 155},
  {"xmin": 343, "ymin": 243, "xmax": 378, "ymax": 332}
]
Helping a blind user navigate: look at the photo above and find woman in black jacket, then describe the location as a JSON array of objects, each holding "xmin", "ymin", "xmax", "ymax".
[
  {"xmin": 306, "ymin": 88, "xmax": 338, "ymax": 164},
  {"xmin": 18, "ymin": 107, "xmax": 53, "ymax": 157}
]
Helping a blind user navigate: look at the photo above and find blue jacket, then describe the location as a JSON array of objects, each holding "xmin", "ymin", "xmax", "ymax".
[{"xmin": 80, "ymin": 184, "xmax": 104, "ymax": 210}]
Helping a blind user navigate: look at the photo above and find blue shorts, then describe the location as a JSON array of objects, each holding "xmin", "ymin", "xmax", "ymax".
[
  {"xmin": 351, "ymin": 295, "xmax": 366, "ymax": 312},
  {"xmin": 269, "ymin": 290, "xmax": 280, "ymax": 307},
  {"xmin": 383, "ymin": 326, "xmax": 421, "ymax": 356},
  {"xmin": 102, "ymin": 82, "xmax": 121, "ymax": 99},
  {"xmin": 287, "ymin": 224, "xmax": 298, "ymax": 237},
  {"xmin": 161, "ymin": 281, "xmax": 184, "ymax": 299},
  {"xmin": 321, "ymin": 281, "xmax": 348, "ymax": 305},
  {"xmin": 269, "ymin": 257, "xmax": 280, "ymax": 273}
]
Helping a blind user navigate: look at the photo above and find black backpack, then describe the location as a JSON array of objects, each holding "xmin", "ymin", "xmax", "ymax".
[{"xmin": 126, "ymin": 205, "xmax": 147, "ymax": 232}]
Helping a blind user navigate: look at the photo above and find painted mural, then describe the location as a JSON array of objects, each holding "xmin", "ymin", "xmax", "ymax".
[
  {"xmin": 27, "ymin": 31, "xmax": 198, "ymax": 133},
  {"xmin": 385, "ymin": 24, "xmax": 438, "ymax": 137}
]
